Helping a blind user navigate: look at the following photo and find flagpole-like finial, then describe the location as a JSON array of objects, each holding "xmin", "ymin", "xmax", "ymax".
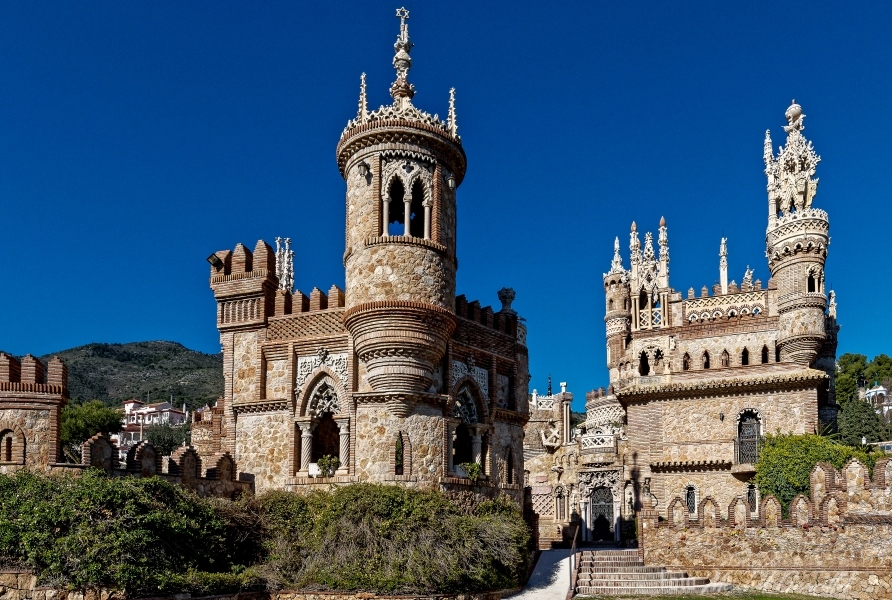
[
  {"xmin": 390, "ymin": 7, "xmax": 415, "ymax": 103},
  {"xmin": 358, "ymin": 73, "xmax": 368, "ymax": 122},
  {"xmin": 448, "ymin": 88, "xmax": 458, "ymax": 137}
]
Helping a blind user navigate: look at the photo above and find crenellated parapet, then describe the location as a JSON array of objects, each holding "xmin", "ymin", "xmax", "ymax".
[{"xmin": 209, "ymin": 240, "xmax": 278, "ymax": 331}]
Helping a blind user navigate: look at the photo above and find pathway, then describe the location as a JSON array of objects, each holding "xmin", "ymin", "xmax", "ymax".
[{"xmin": 506, "ymin": 549, "xmax": 570, "ymax": 600}]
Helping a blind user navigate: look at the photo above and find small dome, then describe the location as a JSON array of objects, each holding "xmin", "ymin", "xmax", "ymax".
[
  {"xmin": 785, "ymin": 100, "xmax": 802, "ymax": 124},
  {"xmin": 660, "ymin": 216, "xmax": 666, "ymax": 227}
]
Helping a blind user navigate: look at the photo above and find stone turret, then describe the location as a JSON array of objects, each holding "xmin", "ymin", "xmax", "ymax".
[
  {"xmin": 603, "ymin": 237, "xmax": 631, "ymax": 375},
  {"xmin": 764, "ymin": 101, "xmax": 830, "ymax": 366},
  {"xmin": 338, "ymin": 8, "xmax": 465, "ymax": 394}
]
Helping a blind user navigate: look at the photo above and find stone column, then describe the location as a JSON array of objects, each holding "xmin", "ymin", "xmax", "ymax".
[
  {"xmin": 296, "ymin": 419, "xmax": 316, "ymax": 473},
  {"xmin": 335, "ymin": 416, "xmax": 350, "ymax": 473},
  {"xmin": 404, "ymin": 198, "xmax": 412, "ymax": 236},
  {"xmin": 382, "ymin": 196, "xmax": 390, "ymax": 236},
  {"xmin": 423, "ymin": 204, "xmax": 431, "ymax": 239},
  {"xmin": 446, "ymin": 419, "xmax": 459, "ymax": 474},
  {"xmin": 471, "ymin": 425, "xmax": 484, "ymax": 465}
]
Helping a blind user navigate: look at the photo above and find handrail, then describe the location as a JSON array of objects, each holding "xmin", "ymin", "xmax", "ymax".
[{"xmin": 566, "ymin": 523, "xmax": 580, "ymax": 600}]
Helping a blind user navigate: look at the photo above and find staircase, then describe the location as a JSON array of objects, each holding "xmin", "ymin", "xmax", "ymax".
[{"xmin": 573, "ymin": 548, "xmax": 732, "ymax": 596}]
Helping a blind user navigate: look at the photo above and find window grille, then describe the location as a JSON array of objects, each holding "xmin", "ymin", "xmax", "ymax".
[{"xmin": 685, "ymin": 486, "xmax": 696, "ymax": 514}]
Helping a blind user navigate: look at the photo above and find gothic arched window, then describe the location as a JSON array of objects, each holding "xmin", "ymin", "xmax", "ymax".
[
  {"xmin": 504, "ymin": 446, "xmax": 515, "ymax": 485},
  {"xmin": 685, "ymin": 485, "xmax": 697, "ymax": 515},
  {"xmin": 702, "ymin": 351, "xmax": 710, "ymax": 369},
  {"xmin": 638, "ymin": 351, "xmax": 650, "ymax": 376},
  {"xmin": 682, "ymin": 353, "xmax": 691, "ymax": 371},
  {"xmin": 807, "ymin": 271, "xmax": 817, "ymax": 293},
  {"xmin": 721, "ymin": 350, "xmax": 730, "ymax": 367},
  {"xmin": 409, "ymin": 179, "xmax": 426, "ymax": 238},
  {"xmin": 452, "ymin": 385, "xmax": 482, "ymax": 471},
  {"xmin": 555, "ymin": 486, "xmax": 567, "ymax": 522},
  {"xmin": 741, "ymin": 348, "xmax": 749, "ymax": 366},
  {"xmin": 761, "ymin": 345, "xmax": 769, "ymax": 364},
  {"xmin": 384, "ymin": 178, "xmax": 406, "ymax": 236}
]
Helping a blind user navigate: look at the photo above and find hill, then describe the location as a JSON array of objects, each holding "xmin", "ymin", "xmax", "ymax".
[{"xmin": 39, "ymin": 341, "xmax": 223, "ymax": 410}]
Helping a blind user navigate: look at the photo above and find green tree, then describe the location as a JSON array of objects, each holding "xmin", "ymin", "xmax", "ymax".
[
  {"xmin": 144, "ymin": 421, "xmax": 191, "ymax": 455},
  {"xmin": 837, "ymin": 396, "xmax": 891, "ymax": 446},
  {"xmin": 754, "ymin": 433, "xmax": 880, "ymax": 514},
  {"xmin": 60, "ymin": 400, "xmax": 124, "ymax": 462},
  {"xmin": 865, "ymin": 354, "xmax": 892, "ymax": 388},
  {"xmin": 835, "ymin": 353, "xmax": 867, "ymax": 405}
]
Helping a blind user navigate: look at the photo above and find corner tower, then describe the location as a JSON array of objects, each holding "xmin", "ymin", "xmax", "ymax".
[
  {"xmin": 764, "ymin": 102, "xmax": 830, "ymax": 366},
  {"xmin": 338, "ymin": 8, "xmax": 465, "ymax": 394}
]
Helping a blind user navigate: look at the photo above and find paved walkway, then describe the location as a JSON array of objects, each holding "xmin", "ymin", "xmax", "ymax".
[{"xmin": 506, "ymin": 550, "xmax": 570, "ymax": 600}]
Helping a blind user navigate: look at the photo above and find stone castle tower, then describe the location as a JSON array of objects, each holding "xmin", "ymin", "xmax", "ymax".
[{"xmin": 206, "ymin": 8, "xmax": 529, "ymax": 495}]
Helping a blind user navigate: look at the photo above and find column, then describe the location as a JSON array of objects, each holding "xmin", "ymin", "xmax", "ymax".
[
  {"xmin": 423, "ymin": 204, "xmax": 431, "ymax": 239},
  {"xmin": 446, "ymin": 420, "xmax": 458, "ymax": 473},
  {"xmin": 471, "ymin": 425, "xmax": 483, "ymax": 465},
  {"xmin": 297, "ymin": 419, "xmax": 316, "ymax": 473},
  {"xmin": 580, "ymin": 498, "xmax": 591, "ymax": 542},
  {"xmin": 404, "ymin": 196, "xmax": 412, "ymax": 236},
  {"xmin": 335, "ymin": 417, "xmax": 350, "ymax": 473},
  {"xmin": 382, "ymin": 196, "xmax": 390, "ymax": 236}
]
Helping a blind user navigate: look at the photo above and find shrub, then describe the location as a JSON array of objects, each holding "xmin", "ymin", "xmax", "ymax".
[{"xmin": 753, "ymin": 433, "xmax": 883, "ymax": 515}]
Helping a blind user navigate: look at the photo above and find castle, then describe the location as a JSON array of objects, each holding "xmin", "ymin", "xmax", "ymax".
[
  {"xmin": 524, "ymin": 100, "xmax": 840, "ymax": 547},
  {"xmin": 202, "ymin": 9, "xmax": 529, "ymax": 496}
]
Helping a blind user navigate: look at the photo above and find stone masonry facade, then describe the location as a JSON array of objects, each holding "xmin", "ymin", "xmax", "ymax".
[
  {"xmin": 523, "ymin": 101, "xmax": 841, "ymax": 549},
  {"xmin": 204, "ymin": 11, "xmax": 528, "ymax": 498}
]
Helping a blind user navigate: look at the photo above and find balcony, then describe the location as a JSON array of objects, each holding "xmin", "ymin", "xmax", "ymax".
[
  {"xmin": 732, "ymin": 436, "xmax": 761, "ymax": 474},
  {"xmin": 580, "ymin": 433, "xmax": 617, "ymax": 463}
]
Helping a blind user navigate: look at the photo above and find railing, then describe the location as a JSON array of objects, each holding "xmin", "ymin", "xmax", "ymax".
[
  {"xmin": 580, "ymin": 433, "xmax": 615, "ymax": 453},
  {"xmin": 735, "ymin": 436, "xmax": 761, "ymax": 464},
  {"xmin": 567, "ymin": 523, "xmax": 580, "ymax": 600}
]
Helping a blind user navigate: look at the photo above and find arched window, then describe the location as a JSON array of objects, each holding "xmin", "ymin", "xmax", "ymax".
[
  {"xmin": 395, "ymin": 432, "xmax": 405, "ymax": 476},
  {"xmin": 555, "ymin": 486, "xmax": 567, "ymax": 522},
  {"xmin": 702, "ymin": 351, "xmax": 710, "ymax": 369},
  {"xmin": 608, "ymin": 298, "xmax": 615, "ymax": 311},
  {"xmin": 682, "ymin": 353, "xmax": 691, "ymax": 371},
  {"xmin": 721, "ymin": 350, "xmax": 730, "ymax": 367},
  {"xmin": 761, "ymin": 345, "xmax": 769, "ymax": 364},
  {"xmin": 685, "ymin": 485, "xmax": 697, "ymax": 515},
  {"xmin": 741, "ymin": 348, "xmax": 749, "ymax": 366},
  {"xmin": 747, "ymin": 484, "xmax": 758, "ymax": 514},
  {"xmin": 409, "ymin": 179, "xmax": 426, "ymax": 238},
  {"xmin": 775, "ymin": 346, "xmax": 781, "ymax": 363},
  {"xmin": 452, "ymin": 385, "xmax": 482, "ymax": 472},
  {"xmin": 0, "ymin": 429, "xmax": 22, "ymax": 464},
  {"xmin": 504, "ymin": 446, "xmax": 515, "ymax": 485},
  {"xmin": 737, "ymin": 410, "xmax": 761, "ymax": 464},
  {"xmin": 807, "ymin": 271, "xmax": 816, "ymax": 293},
  {"xmin": 2, "ymin": 433, "xmax": 11, "ymax": 462},
  {"xmin": 384, "ymin": 178, "xmax": 406, "ymax": 236},
  {"xmin": 623, "ymin": 298, "xmax": 629, "ymax": 310},
  {"xmin": 638, "ymin": 351, "xmax": 650, "ymax": 376}
]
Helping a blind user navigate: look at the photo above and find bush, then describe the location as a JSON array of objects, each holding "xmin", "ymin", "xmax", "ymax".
[
  {"xmin": 754, "ymin": 433, "xmax": 883, "ymax": 515},
  {"xmin": 0, "ymin": 470, "xmax": 260, "ymax": 595},
  {"xmin": 60, "ymin": 401, "xmax": 124, "ymax": 462},
  {"xmin": 0, "ymin": 472, "xmax": 529, "ymax": 596},
  {"xmin": 256, "ymin": 483, "xmax": 530, "ymax": 594},
  {"xmin": 144, "ymin": 422, "xmax": 191, "ymax": 455}
]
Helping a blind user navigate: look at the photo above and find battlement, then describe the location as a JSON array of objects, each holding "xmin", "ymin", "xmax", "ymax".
[
  {"xmin": 209, "ymin": 240, "xmax": 275, "ymax": 281},
  {"xmin": 0, "ymin": 353, "xmax": 67, "ymax": 395},
  {"xmin": 455, "ymin": 294, "xmax": 517, "ymax": 337}
]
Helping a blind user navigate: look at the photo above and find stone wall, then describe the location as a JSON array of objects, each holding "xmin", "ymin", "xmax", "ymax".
[
  {"xmin": 0, "ymin": 408, "xmax": 52, "ymax": 472},
  {"xmin": 234, "ymin": 411, "xmax": 292, "ymax": 491},
  {"xmin": 641, "ymin": 459, "xmax": 892, "ymax": 599}
]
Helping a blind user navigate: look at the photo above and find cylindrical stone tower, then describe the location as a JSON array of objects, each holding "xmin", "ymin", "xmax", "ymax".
[
  {"xmin": 337, "ymin": 11, "xmax": 466, "ymax": 394},
  {"xmin": 764, "ymin": 101, "xmax": 830, "ymax": 366},
  {"xmin": 604, "ymin": 237, "xmax": 631, "ymax": 381}
]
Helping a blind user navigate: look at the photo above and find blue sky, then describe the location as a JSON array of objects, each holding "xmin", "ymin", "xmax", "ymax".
[{"xmin": 1, "ymin": 2, "xmax": 890, "ymax": 409}]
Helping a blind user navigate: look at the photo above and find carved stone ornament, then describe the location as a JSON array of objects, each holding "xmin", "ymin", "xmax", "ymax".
[
  {"xmin": 765, "ymin": 102, "xmax": 821, "ymax": 217},
  {"xmin": 274, "ymin": 237, "xmax": 294, "ymax": 292},
  {"xmin": 452, "ymin": 386, "xmax": 479, "ymax": 424},
  {"xmin": 295, "ymin": 350, "xmax": 348, "ymax": 395},
  {"xmin": 451, "ymin": 359, "xmax": 489, "ymax": 398},
  {"xmin": 578, "ymin": 469, "xmax": 622, "ymax": 499},
  {"xmin": 309, "ymin": 380, "xmax": 341, "ymax": 417}
]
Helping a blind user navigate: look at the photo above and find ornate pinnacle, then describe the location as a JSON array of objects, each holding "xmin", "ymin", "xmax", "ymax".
[
  {"xmin": 763, "ymin": 129, "xmax": 773, "ymax": 168},
  {"xmin": 719, "ymin": 237, "xmax": 728, "ymax": 267},
  {"xmin": 658, "ymin": 217, "xmax": 668, "ymax": 262},
  {"xmin": 608, "ymin": 237, "xmax": 625, "ymax": 274},
  {"xmin": 629, "ymin": 223, "xmax": 641, "ymax": 265},
  {"xmin": 358, "ymin": 73, "xmax": 368, "ymax": 123},
  {"xmin": 448, "ymin": 88, "xmax": 458, "ymax": 137},
  {"xmin": 390, "ymin": 7, "xmax": 416, "ymax": 103},
  {"xmin": 784, "ymin": 99, "xmax": 805, "ymax": 134}
]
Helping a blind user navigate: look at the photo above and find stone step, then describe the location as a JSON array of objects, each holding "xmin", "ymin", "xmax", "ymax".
[
  {"xmin": 577, "ymin": 571, "xmax": 691, "ymax": 582},
  {"xmin": 579, "ymin": 551, "xmax": 640, "ymax": 557},
  {"xmin": 578, "ymin": 577, "xmax": 712, "ymax": 588},
  {"xmin": 576, "ymin": 582, "xmax": 733, "ymax": 596},
  {"xmin": 578, "ymin": 566, "xmax": 669, "ymax": 574},
  {"xmin": 580, "ymin": 560, "xmax": 646, "ymax": 567}
]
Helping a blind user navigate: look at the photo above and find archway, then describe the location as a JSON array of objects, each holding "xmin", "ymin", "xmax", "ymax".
[{"xmin": 590, "ymin": 487, "xmax": 614, "ymax": 541}]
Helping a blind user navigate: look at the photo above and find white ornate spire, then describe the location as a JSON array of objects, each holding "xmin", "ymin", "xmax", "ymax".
[
  {"xmin": 658, "ymin": 216, "xmax": 668, "ymax": 262},
  {"xmin": 358, "ymin": 73, "xmax": 368, "ymax": 123},
  {"xmin": 390, "ymin": 7, "xmax": 415, "ymax": 106},
  {"xmin": 629, "ymin": 222, "xmax": 641, "ymax": 266},
  {"xmin": 742, "ymin": 266, "xmax": 754, "ymax": 291},
  {"xmin": 642, "ymin": 232, "xmax": 655, "ymax": 262},
  {"xmin": 608, "ymin": 237, "xmax": 625, "ymax": 274},
  {"xmin": 275, "ymin": 237, "xmax": 294, "ymax": 292},
  {"xmin": 448, "ymin": 87, "xmax": 458, "ymax": 138},
  {"xmin": 719, "ymin": 237, "xmax": 728, "ymax": 295},
  {"xmin": 764, "ymin": 101, "xmax": 821, "ymax": 217}
]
